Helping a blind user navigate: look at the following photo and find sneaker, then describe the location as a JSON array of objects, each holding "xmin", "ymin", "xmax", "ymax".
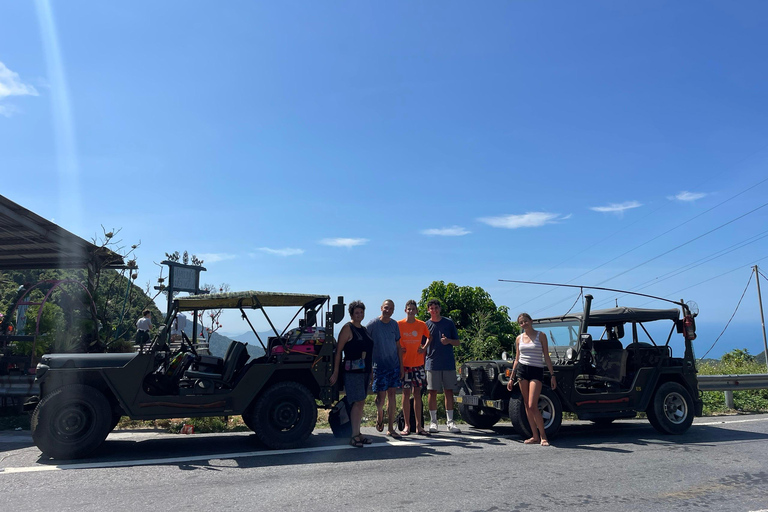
[
  {"xmin": 428, "ymin": 421, "xmax": 439, "ymax": 433},
  {"xmin": 447, "ymin": 421, "xmax": 461, "ymax": 433}
]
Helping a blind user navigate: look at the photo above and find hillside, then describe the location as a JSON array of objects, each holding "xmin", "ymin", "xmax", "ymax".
[{"xmin": 182, "ymin": 325, "xmax": 266, "ymax": 360}]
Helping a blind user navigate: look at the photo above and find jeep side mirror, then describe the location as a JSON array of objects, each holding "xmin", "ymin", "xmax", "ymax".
[
  {"xmin": 580, "ymin": 333, "xmax": 592, "ymax": 350},
  {"xmin": 332, "ymin": 296, "xmax": 345, "ymax": 324},
  {"xmin": 305, "ymin": 310, "xmax": 317, "ymax": 328}
]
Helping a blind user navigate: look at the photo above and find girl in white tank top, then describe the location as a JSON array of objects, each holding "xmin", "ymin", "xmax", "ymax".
[
  {"xmin": 518, "ymin": 331, "xmax": 545, "ymax": 368},
  {"xmin": 507, "ymin": 312, "xmax": 557, "ymax": 446}
]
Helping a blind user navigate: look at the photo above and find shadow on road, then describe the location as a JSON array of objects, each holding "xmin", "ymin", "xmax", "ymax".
[{"xmin": 7, "ymin": 417, "xmax": 767, "ymax": 470}]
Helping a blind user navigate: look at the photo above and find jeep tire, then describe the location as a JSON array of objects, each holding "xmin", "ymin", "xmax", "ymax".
[
  {"xmin": 31, "ymin": 384, "xmax": 112, "ymax": 459},
  {"xmin": 646, "ymin": 381, "xmax": 694, "ymax": 435},
  {"xmin": 457, "ymin": 387, "xmax": 502, "ymax": 429},
  {"xmin": 248, "ymin": 381, "xmax": 318, "ymax": 449},
  {"xmin": 508, "ymin": 386, "xmax": 563, "ymax": 439}
]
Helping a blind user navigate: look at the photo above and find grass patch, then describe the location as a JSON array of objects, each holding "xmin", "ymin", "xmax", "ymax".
[
  {"xmin": 116, "ymin": 415, "xmax": 250, "ymax": 433},
  {"xmin": 0, "ymin": 412, "xmax": 30, "ymax": 431}
]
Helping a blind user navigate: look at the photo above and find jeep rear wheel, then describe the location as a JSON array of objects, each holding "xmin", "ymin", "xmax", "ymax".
[
  {"xmin": 457, "ymin": 387, "xmax": 501, "ymax": 429},
  {"xmin": 646, "ymin": 381, "xmax": 694, "ymax": 435},
  {"xmin": 248, "ymin": 381, "xmax": 318, "ymax": 449},
  {"xmin": 31, "ymin": 384, "xmax": 112, "ymax": 459},
  {"xmin": 508, "ymin": 386, "xmax": 562, "ymax": 439}
]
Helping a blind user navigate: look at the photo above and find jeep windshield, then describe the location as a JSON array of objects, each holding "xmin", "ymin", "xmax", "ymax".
[{"xmin": 531, "ymin": 319, "xmax": 580, "ymax": 358}]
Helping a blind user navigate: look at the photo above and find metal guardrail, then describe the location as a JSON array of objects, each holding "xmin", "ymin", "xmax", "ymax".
[{"xmin": 698, "ymin": 374, "xmax": 768, "ymax": 391}]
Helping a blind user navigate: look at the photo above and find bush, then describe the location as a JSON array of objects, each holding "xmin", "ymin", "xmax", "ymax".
[{"xmin": 698, "ymin": 349, "xmax": 768, "ymax": 415}]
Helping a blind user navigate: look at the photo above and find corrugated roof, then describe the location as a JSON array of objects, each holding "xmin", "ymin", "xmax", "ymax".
[{"xmin": 0, "ymin": 194, "xmax": 125, "ymax": 270}]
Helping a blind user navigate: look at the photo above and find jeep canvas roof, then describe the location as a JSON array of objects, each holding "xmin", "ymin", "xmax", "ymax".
[
  {"xmin": 175, "ymin": 290, "xmax": 330, "ymax": 311},
  {"xmin": 534, "ymin": 306, "xmax": 680, "ymax": 326}
]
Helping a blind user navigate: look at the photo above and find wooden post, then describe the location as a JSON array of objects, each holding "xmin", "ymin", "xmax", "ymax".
[{"xmin": 754, "ymin": 265, "xmax": 768, "ymax": 372}]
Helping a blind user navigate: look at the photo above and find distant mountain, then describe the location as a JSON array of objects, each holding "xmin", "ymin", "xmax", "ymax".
[
  {"xmin": 180, "ymin": 323, "xmax": 265, "ymax": 360},
  {"xmin": 228, "ymin": 330, "xmax": 276, "ymax": 347}
]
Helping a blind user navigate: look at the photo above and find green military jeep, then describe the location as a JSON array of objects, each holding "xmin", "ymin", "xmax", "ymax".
[
  {"xmin": 27, "ymin": 291, "xmax": 345, "ymax": 459},
  {"xmin": 455, "ymin": 294, "xmax": 702, "ymax": 439}
]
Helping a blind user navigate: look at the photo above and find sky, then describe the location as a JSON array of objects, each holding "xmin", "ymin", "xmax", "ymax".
[{"xmin": 1, "ymin": 1, "xmax": 767, "ymax": 359}]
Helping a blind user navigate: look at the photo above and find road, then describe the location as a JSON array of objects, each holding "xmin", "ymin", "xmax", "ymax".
[{"xmin": 2, "ymin": 415, "xmax": 768, "ymax": 511}]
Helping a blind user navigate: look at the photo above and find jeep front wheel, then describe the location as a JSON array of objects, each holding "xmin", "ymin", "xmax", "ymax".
[
  {"xmin": 508, "ymin": 386, "xmax": 562, "ymax": 439},
  {"xmin": 457, "ymin": 387, "xmax": 501, "ymax": 429},
  {"xmin": 31, "ymin": 384, "xmax": 112, "ymax": 459},
  {"xmin": 248, "ymin": 381, "xmax": 318, "ymax": 449},
  {"xmin": 646, "ymin": 382, "xmax": 694, "ymax": 435}
]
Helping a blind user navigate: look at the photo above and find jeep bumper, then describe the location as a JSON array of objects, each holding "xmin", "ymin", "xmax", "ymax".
[{"xmin": 455, "ymin": 394, "xmax": 505, "ymax": 411}]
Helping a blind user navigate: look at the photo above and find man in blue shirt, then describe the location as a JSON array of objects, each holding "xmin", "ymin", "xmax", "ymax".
[
  {"xmin": 425, "ymin": 299, "xmax": 461, "ymax": 433},
  {"xmin": 367, "ymin": 299, "xmax": 404, "ymax": 438}
]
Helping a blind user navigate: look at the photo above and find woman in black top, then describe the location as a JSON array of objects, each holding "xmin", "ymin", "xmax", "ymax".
[{"xmin": 330, "ymin": 300, "xmax": 374, "ymax": 447}]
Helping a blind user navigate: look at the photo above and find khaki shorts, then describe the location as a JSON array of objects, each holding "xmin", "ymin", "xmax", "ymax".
[{"xmin": 427, "ymin": 370, "xmax": 457, "ymax": 392}]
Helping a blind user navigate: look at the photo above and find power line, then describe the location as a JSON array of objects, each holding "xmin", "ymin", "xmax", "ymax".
[
  {"xmin": 592, "ymin": 230, "xmax": 768, "ymax": 308},
  {"xmin": 636, "ymin": 255, "xmax": 768, "ymax": 307},
  {"xmin": 509, "ymin": 145, "xmax": 768, "ymax": 297},
  {"xmin": 534, "ymin": 201, "xmax": 768, "ymax": 314},
  {"xmin": 508, "ymin": 176, "xmax": 768, "ymax": 313},
  {"xmin": 595, "ymin": 201, "xmax": 768, "ymax": 287},
  {"xmin": 699, "ymin": 271, "xmax": 754, "ymax": 360}
]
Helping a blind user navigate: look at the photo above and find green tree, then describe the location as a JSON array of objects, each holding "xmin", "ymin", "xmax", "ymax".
[{"xmin": 418, "ymin": 281, "xmax": 519, "ymax": 364}]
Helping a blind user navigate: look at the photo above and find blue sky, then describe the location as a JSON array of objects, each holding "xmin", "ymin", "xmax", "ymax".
[{"xmin": 2, "ymin": 1, "xmax": 767, "ymax": 358}]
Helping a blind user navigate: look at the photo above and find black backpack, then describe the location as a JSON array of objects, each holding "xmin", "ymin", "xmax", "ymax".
[
  {"xmin": 329, "ymin": 396, "xmax": 353, "ymax": 438},
  {"xmin": 396, "ymin": 393, "xmax": 425, "ymax": 432}
]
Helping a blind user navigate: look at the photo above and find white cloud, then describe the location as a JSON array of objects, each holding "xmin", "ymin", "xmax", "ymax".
[
  {"xmin": 319, "ymin": 237, "xmax": 369, "ymax": 248},
  {"xmin": 668, "ymin": 191, "xmax": 707, "ymax": 202},
  {"xmin": 0, "ymin": 61, "xmax": 38, "ymax": 117},
  {"xmin": 478, "ymin": 212, "xmax": 564, "ymax": 229},
  {"xmin": 0, "ymin": 62, "xmax": 39, "ymax": 98},
  {"xmin": 421, "ymin": 226, "xmax": 471, "ymax": 236},
  {"xmin": 589, "ymin": 201, "xmax": 642, "ymax": 213},
  {"xmin": 257, "ymin": 247, "xmax": 305, "ymax": 257},
  {"xmin": 0, "ymin": 104, "xmax": 19, "ymax": 118},
  {"xmin": 196, "ymin": 253, "xmax": 237, "ymax": 263}
]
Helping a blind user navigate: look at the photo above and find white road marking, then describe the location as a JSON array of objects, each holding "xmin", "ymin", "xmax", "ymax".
[
  {"xmin": 696, "ymin": 417, "xmax": 768, "ymax": 426},
  {"xmin": 3, "ymin": 415, "xmax": 767, "ymax": 476},
  {"xmin": 0, "ymin": 433, "xmax": 511, "ymax": 475}
]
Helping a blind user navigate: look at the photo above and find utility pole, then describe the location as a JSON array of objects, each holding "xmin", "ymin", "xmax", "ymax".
[{"xmin": 754, "ymin": 265, "xmax": 768, "ymax": 372}]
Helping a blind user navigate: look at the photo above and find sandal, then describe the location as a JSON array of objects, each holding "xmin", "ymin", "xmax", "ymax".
[
  {"xmin": 387, "ymin": 430, "xmax": 402, "ymax": 439},
  {"xmin": 416, "ymin": 429, "xmax": 431, "ymax": 436},
  {"xmin": 540, "ymin": 440, "xmax": 551, "ymax": 447},
  {"xmin": 523, "ymin": 437, "xmax": 541, "ymax": 444},
  {"xmin": 349, "ymin": 435, "xmax": 365, "ymax": 448},
  {"xmin": 400, "ymin": 429, "xmax": 411, "ymax": 436},
  {"xmin": 375, "ymin": 419, "xmax": 384, "ymax": 432}
]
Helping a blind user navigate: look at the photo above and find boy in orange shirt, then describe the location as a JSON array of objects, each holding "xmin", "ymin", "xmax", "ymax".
[{"xmin": 397, "ymin": 300, "xmax": 431, "ymax": 435}]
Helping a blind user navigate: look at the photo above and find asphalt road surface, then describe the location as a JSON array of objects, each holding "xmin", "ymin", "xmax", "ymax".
[{"xmin": 2, "ymin": 415, "xmax": 768, "ymax": 512}]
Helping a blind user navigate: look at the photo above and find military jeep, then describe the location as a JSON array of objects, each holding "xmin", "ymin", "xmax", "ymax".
[
  {"xmin": 455, "ymin": 294, "xmax": 702, "ymax": 438},
  {"xmin": 27, "ymin": 291, "xmax": 345, "ymax": 459}
]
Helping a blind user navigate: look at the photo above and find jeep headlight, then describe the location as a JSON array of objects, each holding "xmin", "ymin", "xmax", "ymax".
[
  {"xmin": 486, "ymin": 366, "xmax": 496, "ymax": 380},
  {"xmin": 461, "ymin": 365, "xmax": 470, "ymax": 380},
  {"xmin": 566, "ymin": 347, "xmax": 575, "ymax": 362},
  {"xmin": 35, "ymin": 363, "xmax": 49, "ymax": 381}
]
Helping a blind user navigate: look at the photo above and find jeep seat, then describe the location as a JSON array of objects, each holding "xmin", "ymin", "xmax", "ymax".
[
  {"xmin": 593, "ymin": 348, "xmax": 627, "ymax": 383},
  {"xmin": 184, "ymin": 341, "xmax": 248, "ymax": 386}
]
